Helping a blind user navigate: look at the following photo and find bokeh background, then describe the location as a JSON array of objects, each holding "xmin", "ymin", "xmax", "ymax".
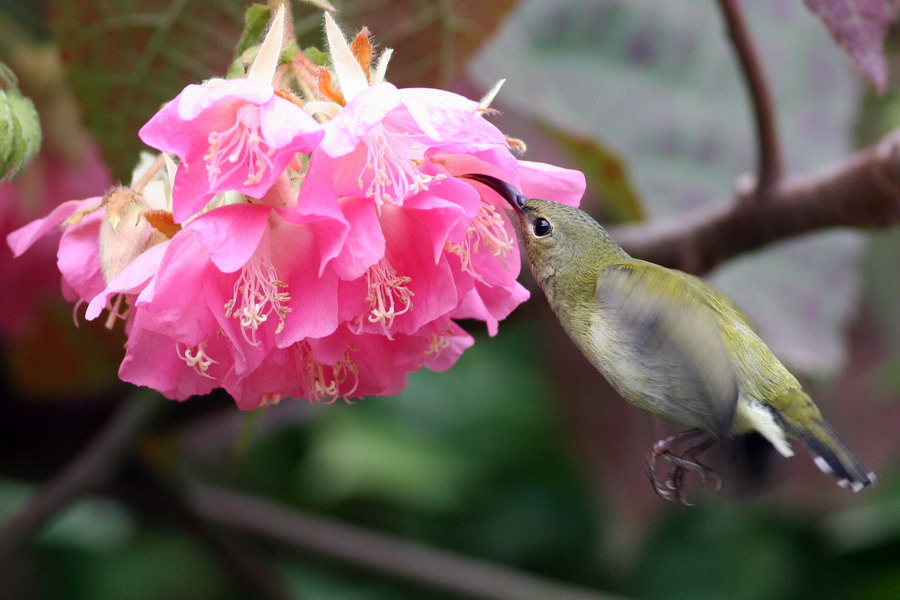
[{"xmin": 1, "ymin": 1, "xmax": 898, "ymax": 599}]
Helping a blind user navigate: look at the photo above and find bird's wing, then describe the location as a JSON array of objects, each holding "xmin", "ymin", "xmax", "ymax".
[{"xmin": 595, "ymin": 263, "xmax": 739, "ymax": 434}]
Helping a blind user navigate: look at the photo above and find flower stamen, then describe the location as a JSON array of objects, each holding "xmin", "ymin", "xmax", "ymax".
[
  {"xmin": 178, "ymin": 342, "xmax": 218, "ymax": 378},
  {"xmin": 359, "ymin": 126, "xmax": 436, "ymax": 208},
  {"xmin": 365, "ymin": 257, "xmax": 413, "ymax": 338},
  {"xmin": 224, "ymin": 255, "xmax": 291, "ymax": 346},
  {"xmin": 299, "ymin": 342, "xmax": 359, "ymax": 403},
  {"xmin": 103, "ymin": 294, "xmax": 130, "ymax": 330},
  {"xmin": 445, "ymin": 201, "xmax": 514, "ymax": 282},
  {"xmin": 204, "ymin": 104, "xmax": 276, "ymax": 191}
]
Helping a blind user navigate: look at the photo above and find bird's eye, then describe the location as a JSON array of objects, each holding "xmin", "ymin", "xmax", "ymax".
[{"xmin": 532, "ymin": 217, "xmax": 552, "ymax": 237}]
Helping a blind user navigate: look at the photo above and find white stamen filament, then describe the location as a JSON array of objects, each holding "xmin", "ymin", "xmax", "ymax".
[
  {"xmin": 299, "ymin": 342, "xmax": 359, "ymax": 403},
  {"xmin": 445, "ymin": 201, "xmax": 514, "ymax": 282},
  {"xmin": 224, "ymin": 255, "xmax": 291, "ymax": 346},
  {"xmin": 204, "ymin": 105, "xmax": 275, "ymax": 190},
  {"xmin": 178, "ymin": 342, "xmax": 218, "ymax": 378},
  {"xmin": 365, "ymin": 257, "xmax": 413, "ymax": 338},
  {"xmin": 359, "ymin": 126, "xmax": 436, "ymax": 208},
  {"xmin": 103, "ymin": 294, "xmax": 130, "ymax": 330}
]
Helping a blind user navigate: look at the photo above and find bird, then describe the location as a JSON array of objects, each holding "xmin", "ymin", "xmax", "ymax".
[{"xmin": 463, "ymin": 173, "xmax": 875, "ymax": 504}]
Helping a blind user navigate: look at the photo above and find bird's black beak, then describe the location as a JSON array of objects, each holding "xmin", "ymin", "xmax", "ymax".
[{"xmin": 461, "ymin": 174, "xmax": 526, "ymax": 212}]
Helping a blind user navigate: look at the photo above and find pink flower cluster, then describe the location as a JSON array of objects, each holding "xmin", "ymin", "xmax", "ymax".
[{"xmin": 7, "ymin": 11, "xmax": 584, "ymax": 409}]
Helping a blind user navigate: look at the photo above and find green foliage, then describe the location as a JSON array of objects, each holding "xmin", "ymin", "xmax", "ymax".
[{"xmin": 234, "ymin": 3, "xmax": 270, "ymax": 57}]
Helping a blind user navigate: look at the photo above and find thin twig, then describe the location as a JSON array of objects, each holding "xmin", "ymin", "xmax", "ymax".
[
  {"xmin": 717, "ymin": 0, "xmax": 783, "ymax": 203},
  {"xmin": 0, "ymin": 390, "xmax": 162, "ymax": 555},
  {"xmin": 188, "ymin": 481, "xmax": 633, "ymax": 600}
]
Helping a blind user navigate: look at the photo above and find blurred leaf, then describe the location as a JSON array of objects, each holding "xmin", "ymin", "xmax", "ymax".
[
  {"xmin": 628, "ymin": 505, "xmax": 802, "ymax": 600},
  {"xmin": 49, "ymin": 0, "xmax": 247, "ymax": 180},
  {"xmin": 339, "ymin": 0, "xmax": 522, "ymax": 87},
  {"xmin": 44, "ymin": 529, "xmax": 227, "ymax": 600},
  {"xmin": 279, "ymin": 562, "xmax": 421, "ymax": 600},
  {"xmin": 472, "ymin": 0, "xmax": 864, "ymax": 376},
  {"xmin": 39, "ymin": 498, "xmax": 136, "ymax": 551},
  {"xmin": 824, "ymin": 472, "xmax": 900, "ymax": 552},
  {"xmin": 299, "ymin": 413, "xmax": 473, "ymax": 512},
  {"xmin": 804, "ymin": 0, "xmax": 900, "ymax": 93},
  {"xmin": 540, "ymin": 120, "xmax": 645, "ymax": 223}
]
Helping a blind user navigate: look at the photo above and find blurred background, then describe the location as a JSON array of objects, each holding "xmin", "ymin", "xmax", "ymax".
[{"xmin": 1, "ymin": 1, "xmax": 898, "ymax": 599}]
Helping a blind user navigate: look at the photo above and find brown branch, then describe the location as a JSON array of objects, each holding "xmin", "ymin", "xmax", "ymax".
[
  {"xmin": 612, "ymin": 129, "xmax": 900, "ymax": 275},
  {"xmin": 188, "ymin": 481, "xmax": 633, "ymax": 600},
  {"xmin": 0, "ymin": 390, "xmax": 162, "ymax": 555},
  {"xmin": 717, "ymin": 0, "xmax": 783, "ymax": 202}
]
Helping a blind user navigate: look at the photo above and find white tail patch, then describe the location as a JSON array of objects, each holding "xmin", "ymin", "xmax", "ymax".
[
  {"xmin": 814, "ymin": 455, "xmax": 834, "ymax": 475},
  {"xmin": 738, "ymin": 399, "xmax": 794, "ymax": 458}
]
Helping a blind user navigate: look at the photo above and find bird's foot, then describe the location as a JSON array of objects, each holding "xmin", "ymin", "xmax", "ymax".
[{"xmin": 646, "ymin": 429, "xmax": 722, "ymax": 506}]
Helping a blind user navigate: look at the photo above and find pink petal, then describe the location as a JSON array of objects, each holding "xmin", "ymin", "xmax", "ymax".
[
  {"xmin": 377, "ymin": 205, "xmax": 459, "ymax": 334},
  {"xmin": 421, "ymin": 320, "xmax": 474, "ymax": 372},
  {"xmin": 266, "ymin": 215, "xmax": 341, "ymax": 343},
  {"xmin": 517, "ymin": 160, "xmax": 585, "ymax": 207},
  {"xmin": 187, "ymin": 203, "xmax": 271, "ymax": 272},
  {"xmin": 6, "ymin": 198, "xmax": 93, "ymax": 257},
  {"xmin": 119, "ymin": 310, "xmax": 227, "ymax": 401},
  {"xmin": 259, "ymin": 94, "xmax": 324, "ymax": 150},
  {"xmin": 318, "ymin": 83, "xmax": 401, "ymax": 157},
  {"xmin": 133, "ymin": 231, "xmax": 220, "ymax": 346},
  {"xmin": 85, "ymin": 242, "xmax": 168, "ymax": 320},
  {"xmin": 397, "ymin": 88, "xmax": 480, "ymax": 140},
  {"xmin": 56, "ymin": 209, "xmax": 108, "ymax": 302},
  {"xmin": 327, "ymin": 196, "xmax": 385, "ymax": 280},
  {"xmin": 452, "ymin": 280, "xmax": 530, "ymax": 336},
  {"xmin": 222, "ymin": 345, "xmax": 303, "ymax": 410},
  {"xmin": 401, "ymin": 187, "xmax": 469, "ymax": 263}
]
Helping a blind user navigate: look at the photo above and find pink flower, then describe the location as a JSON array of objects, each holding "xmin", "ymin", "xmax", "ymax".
[
  {"xmin": 139, "ymin": 79, "xmax": 324, "ymax": 222},
  {"xmin": 7, "ymin": 8, "xmax": 586, "ymax": 409}
]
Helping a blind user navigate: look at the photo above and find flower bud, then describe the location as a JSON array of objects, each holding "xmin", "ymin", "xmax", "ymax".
[{"xmin": 0, "ymin": 63, "xmax": 42, "ymax": 182}]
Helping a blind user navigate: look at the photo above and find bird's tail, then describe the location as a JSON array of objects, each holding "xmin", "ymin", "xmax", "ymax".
[
  {"xmin": 791, "ymin": 416, "xmax": 876, "ymax": 492},
  {"xmin": 770, "ymin": 388, "xmax": 875, "ymax": 491},
  {"xmin": 785, "ymin": 411, "xmax": 875, "ymax": 492}
]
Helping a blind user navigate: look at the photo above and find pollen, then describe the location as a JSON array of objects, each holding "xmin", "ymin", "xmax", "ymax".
[
  {"xmin": 204, "ymin": 104, "xmax": 276, "ymax": 190},
  {"xmin": 364, "ymin": 257, "xmax": 413, "ymax": 338},
  {"xmin": 224, "ymin": 255, "xmax": 291, "ymax": 347}
]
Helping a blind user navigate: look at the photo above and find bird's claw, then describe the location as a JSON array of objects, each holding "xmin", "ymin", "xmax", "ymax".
[{"xmin": 646, "ymin": 430, "xmax": 722, "ymax": 505}]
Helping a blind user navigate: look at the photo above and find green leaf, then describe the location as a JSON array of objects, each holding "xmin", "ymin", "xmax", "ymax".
[
  {"xmin": 49, "ymin": 0, "xmax": 248, "ymax": 180},
  {"xmin": 540, "ymin": 120, "xmax": 645, "ymax": 223},
  {"xmin": 235, "ymin": 3, "xmax": 271, "ymax": 57}
]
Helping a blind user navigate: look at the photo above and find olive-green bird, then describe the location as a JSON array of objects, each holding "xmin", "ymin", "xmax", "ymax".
[{"xmin": 464, "ymin": 174, "xmax": 875, "ymax": 504}]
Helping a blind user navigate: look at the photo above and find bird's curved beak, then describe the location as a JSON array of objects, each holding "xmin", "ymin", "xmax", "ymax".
[{"xmin": 461, "ymin": 174, "xmax": 526, "ymax": 212}]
